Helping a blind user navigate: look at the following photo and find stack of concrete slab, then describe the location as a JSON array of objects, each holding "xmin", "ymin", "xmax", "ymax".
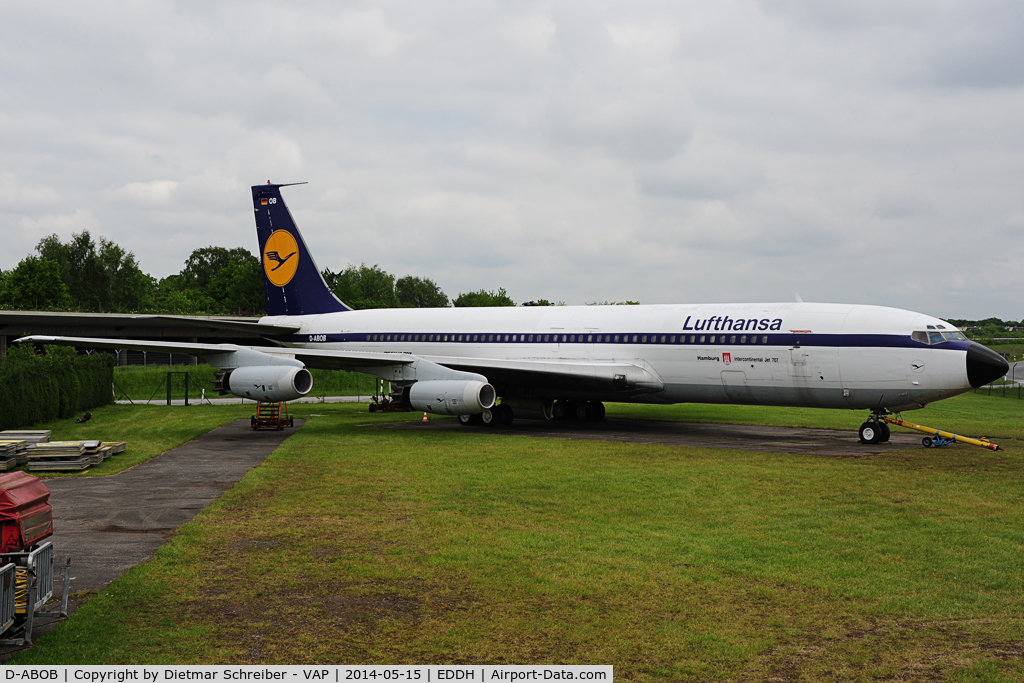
[
  {"xmin": 0, "ymin": 441, "xmax": 25, "ymax": 471},
  {"xmin": 26, "ymin": 441, "xmax": 91, "ymax": 472},
  {"xmin": 83, "ymin": 440, "xmax": 105, "ymax": 465},
  {"xmin": 0, "ymin": 430, "xmax": 51, "ymax": 444},
  {"xmin": 0, "ymin": 433, "xmax": 126, "ymax": 472},
  {"xmin": 101, "ymin": 441, "xmax": 127, "ymax": 456}
]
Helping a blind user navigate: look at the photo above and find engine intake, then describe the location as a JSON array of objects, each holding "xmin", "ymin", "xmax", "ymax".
[
  {"xmin": 408, "ymin": 380, "xmax": 496, "ymax": 415},
  {"xmin": 224, "ymin": 366, "xmax": 313, "ymax": 402}
]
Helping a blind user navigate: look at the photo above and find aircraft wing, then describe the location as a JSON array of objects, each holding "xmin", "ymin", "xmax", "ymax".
[
  {"xmin": 269, "ymin": 347, "xmax": 664, "ymax": 393},
  {"xmin": 129, "ymin": 315, "xmax": 300, "ymax": 336},
  {"xmin": 0, "ymin": 310, "xmax": 299, "ymax": 337},
  {"xmin": 287, "ymin": 349, "xmax": 664, "ymax": 393},
  {"xmin": 16, "ymin": 336, "xmax": 663, "ymax": 394},
  {"xmin": 417, "ymin": 355, "xmax": 664, "ymax": 394},
  {"xmin": 15, "ymin": 336, "xmax": 416, "ymax": 369}
]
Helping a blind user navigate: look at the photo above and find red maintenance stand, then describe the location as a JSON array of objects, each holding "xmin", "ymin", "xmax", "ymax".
[
  {"xmin": 250, "ymin": 402, "xmax": 295, "ymax": 430},
  {"xmin": 0, "ymin": 472, "xmax": 69, "ymax": 647}
]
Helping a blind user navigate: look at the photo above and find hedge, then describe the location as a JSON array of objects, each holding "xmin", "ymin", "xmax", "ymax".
[{"xmin": 0, "ymin": 345, "xmax": 115, "ymax": 430}]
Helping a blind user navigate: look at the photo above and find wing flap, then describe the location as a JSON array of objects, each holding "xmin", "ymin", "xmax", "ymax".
[
  {"xmin": 261, "ymin": 346, "xmax": 416, "ymax": 370},
  {"xmin": 420, "ymin": 355, "xmax": 665, "ymax": 394}
]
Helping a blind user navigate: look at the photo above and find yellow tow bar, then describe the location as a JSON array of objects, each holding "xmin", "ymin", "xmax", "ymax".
[{"xmin": 883, "ymin": 416, "xmax": 1000, "ymax": 451}]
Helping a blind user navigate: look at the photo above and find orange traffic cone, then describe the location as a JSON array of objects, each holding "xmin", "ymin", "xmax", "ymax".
[{"xmin": 422, "ymin": 412, "xmax": 429, "ymax": 422}]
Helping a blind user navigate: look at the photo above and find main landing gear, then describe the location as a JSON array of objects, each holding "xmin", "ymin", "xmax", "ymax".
[
  {"xmin": 552, "ymin": 400, "xmax": 606, "ymax": 422},
  {"xmin": 458, "ymin": 403, "xmax": 514, "ymax": 427},
  {"xmin": 858, "ymin": 412, "xmax": 891, "ymax": 444},
  {"xmin": 458, "ymin": 400, "xmax": 607, "ymax": 427}
]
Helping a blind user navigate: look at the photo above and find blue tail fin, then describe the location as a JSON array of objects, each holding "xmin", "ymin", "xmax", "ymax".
[{"xmin": 252, "ymin": 183, "xmax": 351, "ymax": 316}]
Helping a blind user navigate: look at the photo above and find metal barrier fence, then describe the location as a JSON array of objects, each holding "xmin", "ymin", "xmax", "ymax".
[
  {"xmin": 113, "ymin": 371, "xmax": 194, "ymax": 405},
  {"xmin": 0, "ymin": 563, "xmax": 15, "ymax": 635},
  {"xmin": 975, "ymin": 383, "xmax": 1023, "ymax": 399},
  {"xmin": 28, "ymin": 542, "xmax": 53, "ymax": 611}
]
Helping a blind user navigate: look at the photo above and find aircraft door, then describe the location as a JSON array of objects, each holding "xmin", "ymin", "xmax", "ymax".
[
  {"xmin": 721, "ymin": 370, "xmax": 757, "ymax": 404},
  {"xmin": 789, "ymin": 348, "xmax": 810, "ymax": 377}
]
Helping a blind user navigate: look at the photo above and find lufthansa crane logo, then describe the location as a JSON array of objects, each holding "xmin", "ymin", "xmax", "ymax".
[{"xmin": 263, "ymin": 230, "xmax": 299, "ymax": 287}]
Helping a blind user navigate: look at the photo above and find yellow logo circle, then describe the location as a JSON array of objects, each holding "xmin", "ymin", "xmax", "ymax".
[{"xmin": 263, "ymin": 230, "xmax": 300, "ymax": 287}]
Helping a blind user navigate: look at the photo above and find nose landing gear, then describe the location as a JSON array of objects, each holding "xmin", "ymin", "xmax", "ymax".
[{"xmin": 859, "ymin": 412, "xmax": 891, "ymax": 444}]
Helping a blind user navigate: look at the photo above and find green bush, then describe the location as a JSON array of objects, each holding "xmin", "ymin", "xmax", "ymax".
[{"xmin": 0, "ymin": 345, "xmax": 114, "ymax": 430}]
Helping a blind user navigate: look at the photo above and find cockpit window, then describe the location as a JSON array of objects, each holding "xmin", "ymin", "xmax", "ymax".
[{"xmin": 914, "ymin": 330, "xmax": 968, "ymax": 344}]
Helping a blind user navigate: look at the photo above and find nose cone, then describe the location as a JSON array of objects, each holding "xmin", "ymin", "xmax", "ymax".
[{"xmin": 967, "ymin": 343, "xmax": 1010, "ymax": 388}]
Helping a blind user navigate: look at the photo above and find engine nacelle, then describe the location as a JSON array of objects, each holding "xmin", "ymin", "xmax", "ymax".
[
  {"xmin": 226, "ymin": 365, "xmax": 313, "ymax": 402},
  {"xmin": 408, "ymin": 380, "xmax": 496, "ymax": 415}
]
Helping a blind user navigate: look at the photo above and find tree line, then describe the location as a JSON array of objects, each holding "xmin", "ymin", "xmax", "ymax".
[
  {"xmin": 947, "ymin": 318, "xmax": 1024, "ymax": 331},
  {"xmin": 322, "ymin": 263, "xmax": 519, "ymax": 310},
  {"xmin": 0, "ymin": 232, "xmax": 266, "ymax": 315},
  {"xmin": 0, "ymin": 231, "xmax": 534, "ymax": 315},
  {"xmin": 947, "ymin": 318, "xmax": 1024, "ymax": 343}
]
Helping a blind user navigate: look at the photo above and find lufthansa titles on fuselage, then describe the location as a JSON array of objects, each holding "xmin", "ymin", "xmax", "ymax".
[{"xmin": 682, "ymin": 315, "xmax": 783, "ymax": 332}]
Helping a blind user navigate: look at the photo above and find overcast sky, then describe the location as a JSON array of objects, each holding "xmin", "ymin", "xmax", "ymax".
[{"xmin": 2, "ymin": 1, "xmax": 1022, "ymax": 318}]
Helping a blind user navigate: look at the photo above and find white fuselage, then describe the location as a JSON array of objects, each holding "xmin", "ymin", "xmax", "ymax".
[{"xmin": 261, "ymin": 301, "xmax": 973, "ymax": 411}]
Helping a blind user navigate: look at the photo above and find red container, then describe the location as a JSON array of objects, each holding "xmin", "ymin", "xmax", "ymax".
[{"xmin": 0, "ymin": 472, "xmax": 53, "ymax": 553}]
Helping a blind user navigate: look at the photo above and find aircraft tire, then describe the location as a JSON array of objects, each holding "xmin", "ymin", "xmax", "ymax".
[
  {"xmin": 481, "ymin": 408, "xmax": 497, "ymax": 426},
  {"xmin": 499, "ymin": 403, "xmax": 514, "ymax": 426},
  {"xmin": 858, "ymin": 422, "xmax": 881, "ymax": 444},
  {"xmin": 458, "ymin": 413, "xmax": 478, "ymax": 427},
  {"xmin": 588, "ymin": 402, "xmax": 605, "ymax": 421},
  {"xmin": 878, "ymin": 422, "xmax": 891, "ymax": 442},
  {"xmin": 553, "ymin": 400, "xmax": 570, "ymax": 420},
  {"xmin": 573, "ymin": 402, "xmax": 592, "ymax": 421}
]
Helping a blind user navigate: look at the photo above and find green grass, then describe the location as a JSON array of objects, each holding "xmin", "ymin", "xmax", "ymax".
[
  {"xmin": 606, "ymin": 391, "xmax": 1024, "ymax": 441},
  {"xmin": 11, "ymin": 395, "xmax": 1024, "ymax": 680},
  {"xmin": 986, "ymin": 344, "xmax": 1023, "ymax": 363},
  {"xmin": 25, "ymin": 403, "xmax": 253, "ymax": 477}
]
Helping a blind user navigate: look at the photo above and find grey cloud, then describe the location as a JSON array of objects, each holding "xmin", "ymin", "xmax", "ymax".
[
  {"xmin": 0, "ymin": 0, "xmax": 1022, "ymax": 318},
  {"xmin": 924, "ymin": 2, "xmax": 1024, "ymax": 88},
  {"xmin": 545, "ymin": 90, "xmax": 693, "ymax": 162},
  {"xmin": 0, "ymin": 172, "xmax": 62, "ymax": 209},
  {"xmin": 635, "ymin": 152, "xmax": 764, "ymax": 200},
  {"xmin": 757, "ymin": 0, "xmax": 935, "ymax": 30},
  {"xmin": 874, "ymin": 193, "xmax": 933, "ymax": 220}
]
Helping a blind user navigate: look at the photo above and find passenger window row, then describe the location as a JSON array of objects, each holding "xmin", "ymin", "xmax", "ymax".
[{"xmin": 361, "ymin": 332, "xmax": 773, "ymax": 345}]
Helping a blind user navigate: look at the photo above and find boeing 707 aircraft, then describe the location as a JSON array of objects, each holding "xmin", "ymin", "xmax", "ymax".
[{"xmin": 19, "ymin": 182, "xmax": 1009, "ymax": 445}]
